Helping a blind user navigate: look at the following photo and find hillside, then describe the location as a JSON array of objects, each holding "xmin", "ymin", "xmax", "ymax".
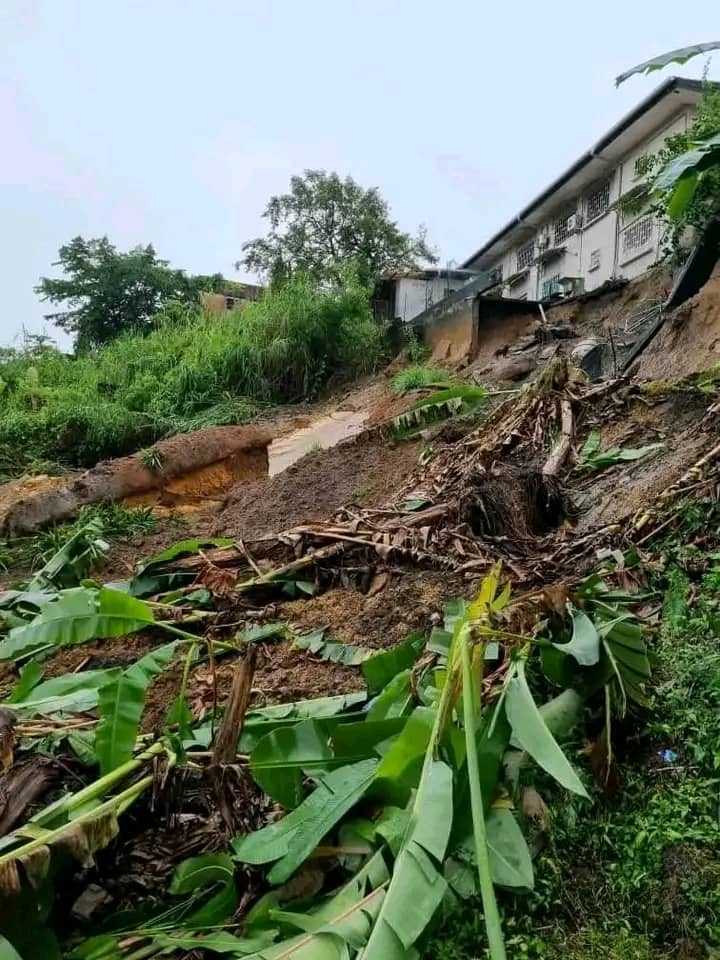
[{"xmin": 1, "ymin": 264, "xmax": 720, "ymax": 959}]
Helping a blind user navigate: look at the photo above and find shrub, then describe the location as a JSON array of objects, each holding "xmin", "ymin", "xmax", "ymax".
[{"xmin": 0, "ymin": 276, "xmax": 386, "ymax": 473}]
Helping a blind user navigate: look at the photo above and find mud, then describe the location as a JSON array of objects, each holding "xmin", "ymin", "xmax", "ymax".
[
  {"xmin": 268, "ymin": 410, "xmax": 368, "ymax": 476},
  {"xmin": 206, "ymin": 434, "xmax": 422, "ymax": 541},
  {"xmin": 573, "ymin": 390, "xmax": 713, "ymax": 533},
  {"xmin": 282, "ymin": 569, "xmax": 466, "ymax": 650}
]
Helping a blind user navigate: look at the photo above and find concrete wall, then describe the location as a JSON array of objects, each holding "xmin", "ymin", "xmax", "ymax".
[{"xmin": 423, "ymin": 299, "xmax": 477, "ymax": 362}]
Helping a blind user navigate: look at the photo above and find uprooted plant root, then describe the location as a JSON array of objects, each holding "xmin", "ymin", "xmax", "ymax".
[{"xmin": 457, "ymin": 465, "xmax": 570, "ymax": 538}]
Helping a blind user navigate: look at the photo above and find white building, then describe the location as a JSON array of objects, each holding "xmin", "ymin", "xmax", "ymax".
[
  {"xmin": 462, "ymin": 77, "xmax": 706, "ymax": 301},
  {"xmin": 373, "ymin": 267, "xmax": 479, "ymax": 324}
]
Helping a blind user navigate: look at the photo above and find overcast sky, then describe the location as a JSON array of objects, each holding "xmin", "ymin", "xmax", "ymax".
[{"xmin": 0, "ymin": 0, "xmax": 717, "ymax": 348}]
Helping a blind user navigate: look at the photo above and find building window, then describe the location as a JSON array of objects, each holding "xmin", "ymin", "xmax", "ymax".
[
  {"xmin": 589, "ymin": 249, "xmax": 601, "ymax": 272},
  {"xmin": 621, "ymin": 215, "xmax": 654, "ymax": 259},
  {"xmin": 585, "ymin": 180, "xmax": 611, "ymax": 222},
  {"xmin": 516, "ymin": 241, "xmax": 534, "ymax": 271},
  {"xmin": 554, "ymin": 211, "xmax": 574, "ymax": 245},
  {"xmin": 541, "ymin": 274, "xmax": 561, "ymax": 299}
]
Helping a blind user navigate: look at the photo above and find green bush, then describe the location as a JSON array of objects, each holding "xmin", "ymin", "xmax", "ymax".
[
  {"xmin": 0, "ymin": 275, "xmax": 385, "ymax": 472},
  {"xmin": 391, "ymin": 365, "xmax": 453, "ymax": 394}
]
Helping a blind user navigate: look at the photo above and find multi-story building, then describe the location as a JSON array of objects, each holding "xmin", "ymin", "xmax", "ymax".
[{"xmin": 462, "ymin": 77, "xmax": 706, "ymax": 301}]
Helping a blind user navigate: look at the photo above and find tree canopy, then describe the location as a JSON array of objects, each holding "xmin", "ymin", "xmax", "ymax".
[
  {"xmin": 238, "ymin": 170, "xmax": 437, "ymax": 285},
  {"xmin": 36, "ymin": 237, "xmax": 223, "ymax": 351}
]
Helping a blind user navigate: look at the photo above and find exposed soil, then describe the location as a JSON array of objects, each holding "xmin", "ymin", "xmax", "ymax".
[
  {"xmin": 572, "ymin": 390, "xmax": 715, "ymax": 533},
  {"xmin": 640, "ymin": 261, "xmax": 720, "ymax": 379},
  {"xmin": 208, "ymin": 434, "xmax": 422, "ymax": 540},
  {"xmin": 281, "ymin": 569, "xmax": 467, "ymax": 650},
  {"xmin": 140, "ymin": 639, "xmax": 365, "ymax": 736}
]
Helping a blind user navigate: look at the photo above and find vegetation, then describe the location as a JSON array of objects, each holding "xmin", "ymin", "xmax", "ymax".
[
  {"xmin": 0, "ymin": 273, "xmax": 385, "ymax": 473},
  {"xmin": 0, "ymin": 523, "xmax": 656, "ymax": 958},
  {"xmin": 618, "ymin": 48, "xmax": 720, "ymax": 261},
  {"xmin": 238, "ymin": 169, "xmax": 437, "ymax": 285},
  {"xmin": 391, "ymin": 365, "xmax": 453, "ymax": 394},
  {"xmin": 426, "ymin": 499, "xmax": 720, "ymax": 958},
  {"xmin": 36, "ymin": 237, "xmax": 224, "ymax": 351},
  {"xmin": 0, "ymin": 504, "xmax": 156, "ymax": 575}
]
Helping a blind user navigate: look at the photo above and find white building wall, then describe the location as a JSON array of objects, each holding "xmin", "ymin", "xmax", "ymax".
[
  {"xmin": 394, "ymin": 277, "xmax": 458, "ymax": 322},
  {"xmin": 485, "ymin": 108, "xmax": 696, "ymax": 300}
]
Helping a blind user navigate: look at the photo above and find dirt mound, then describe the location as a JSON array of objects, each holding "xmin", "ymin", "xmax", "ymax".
[
  {"xmin": 640, "ymin": 262, "xmax": 720, "ymax": 380},
  {"xmin": 207, "ymin": 434, "xmax": 421, "ymax": 541},
  {"xmin": 0, "ymin": 425, "xmax": 272, "ymax": 536},
  {"xmin": 282, "ymin": 569, "xmax": 465, "ymax": 650}
]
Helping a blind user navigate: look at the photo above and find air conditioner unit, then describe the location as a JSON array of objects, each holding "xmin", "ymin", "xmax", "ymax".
[
  {"xmin": 537, "ymin": 234, "xmax": 550, "ymax": 251},
  {"xmin": 566, "ymin": 214, "xmax": 580, "ymax": 233}
]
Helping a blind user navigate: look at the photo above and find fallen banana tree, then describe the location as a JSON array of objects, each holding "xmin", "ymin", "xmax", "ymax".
[{"xmin": 0, "ymin": 531, "xmax": 652, "ymax": 958}]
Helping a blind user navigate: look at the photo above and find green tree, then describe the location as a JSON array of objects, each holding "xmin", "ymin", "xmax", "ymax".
[
  {"xmin": 238, "ymin": 170, "xmax": 437, "ymax": 285},
  {"xmin": 36, "ymin": 237, "xmax": 224, "ymax": 351}
]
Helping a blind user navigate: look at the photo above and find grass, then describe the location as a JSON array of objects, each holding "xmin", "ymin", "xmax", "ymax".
[
  {"xmin": 0, "ymin": 275, "xmax": 386, "ymax": 475},
  {"xmin": 426, "ymin": 498, "xmax": 720, "ymax": 959},
  {"xmin": 391, "ymin": 365, "xmax": 453, "ymax": 394},
  {"xmin": 0, "ymin": 503, "xmax": 157, "ymax": 575}
]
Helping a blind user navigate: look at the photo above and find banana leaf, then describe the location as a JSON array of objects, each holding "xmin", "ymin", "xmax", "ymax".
[
  {"xmin": 233, "ymin": 759, "xmax": 379, "ymax": 885},
  {"xmin": 95, "ymin": 641, "xmax": 178, "ymax": 774},
  {"xmin": 0, "ymin": 587, "xmax": 156, "ymax": 662}
]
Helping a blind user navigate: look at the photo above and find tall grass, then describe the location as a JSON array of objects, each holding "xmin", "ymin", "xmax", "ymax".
[{"xmin": 0, "ymin": 276, "xmax": 385, "ymax": 473}]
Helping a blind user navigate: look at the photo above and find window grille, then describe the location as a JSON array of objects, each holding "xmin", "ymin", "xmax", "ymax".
[
  {"xmin": 585, "ymin": 181, "xmax": 611, "ymax": 221},
  {"xmin": 516, "ymin": 241, "xmax": 534, "ymax": 271},
  {"xmin": 622, "ymin": 215, "xmax": 654, "ymax": 255}
]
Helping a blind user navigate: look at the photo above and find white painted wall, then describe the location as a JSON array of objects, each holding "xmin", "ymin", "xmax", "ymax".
[
  {"xmin": 394, "ymin": 276, "xmax": 464, "ymax": 322},
  {"xmin": 485, "ymin": 108, "xmax": 695, "ymax": 300}
]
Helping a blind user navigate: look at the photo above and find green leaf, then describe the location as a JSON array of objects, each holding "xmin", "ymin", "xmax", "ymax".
[
  {"xmin": 95, "ymin": 641, "xmax": 178, "ymax": 774},
  {"xmin": 552, "ymin": 606, "xmax": 600, "ymax": 666},
  {"xmin": 667, "ymin": 171, "xmax": 699, "ymax": 220},
  {"xmin": 250, "ymin": 719, "xmax": 332, "ymax": 807},
  {"xmin": 232, "ymin": 759, "xmax": 378, "ymax": 884},
  {"xmin": 486, "ymin": 808, "xmax": 534, "ymax": 890},
  {"xmin": 236, "ymin": 692, "xmax": 367, "ymax": 752},
  {"xmin": 373, "ymin": 707, "xmax": 435, "ymax": 805},
  {"xmin": 63, "ymin": 730, "xmax": 95, "ymax": 766},
  {"xmin": 240, "ymin": 622, "xmax": 288, "ymax": 643},
  {"xmin": 245, "ymin": 852, "xmax": 389, "ymax": 958},
  {"xmin": 506, "ymin": 662, "xmax": 588, "ymax": 798},
  {"xmin": 362, "ymin": 634, "xmax": 424, "ymax": 694},
  {"xmin": 363, "ymin": 760, "xmax": 452, "ymax": 957},
  {"xmin": 154, "ymin": 931, "xmax": 272, "ymax": 955},
  {"xmin": 170, "ymin": 852, "xmax": 235, "ymax": 894},
  {"xmin": 136, "ymin": 538, "xmax": 233, "ymax": 575},
  {"xmin": 0, "ymin": 936, "xmax": 24, "ymax": 960},
  {"xmin": 7, "ymin": 661, "xmax": 44, "ymax": 702},
  {"xmin": 293, "ymin": 629, "xmax": 374, "ymax": 666},
  {"xmin": 366, "ymin": 670, "xmax": 413, "ymax": 721},
  {"xmin": 0, "ymin": 587, "xmax": 155, "ymax": 662},
  {"xmin": 8, "ymin": 669, "xmax": 120, "ymax": 716},
  {"xmin": 615, "ymin": 43, "xmax": 720, "ymax": 85}
]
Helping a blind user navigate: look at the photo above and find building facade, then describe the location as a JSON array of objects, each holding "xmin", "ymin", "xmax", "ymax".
[
  {"xmin": 463, "ymin": 78, "xmax": 705, "ymax": 301},
  {"xmin": 373, "ymin": 268, "xmax": 480, "ymax": 324}
]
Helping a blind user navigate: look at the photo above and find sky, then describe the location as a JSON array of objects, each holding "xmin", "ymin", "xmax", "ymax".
[{"xmin": 0, "ymin": 0, "xmax": 717, "ymax": 348}]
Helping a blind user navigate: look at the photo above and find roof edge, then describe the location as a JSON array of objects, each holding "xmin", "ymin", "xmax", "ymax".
[{"xmin": 461, "ymin": 76, "xmax": 704, "ymax": 268}]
